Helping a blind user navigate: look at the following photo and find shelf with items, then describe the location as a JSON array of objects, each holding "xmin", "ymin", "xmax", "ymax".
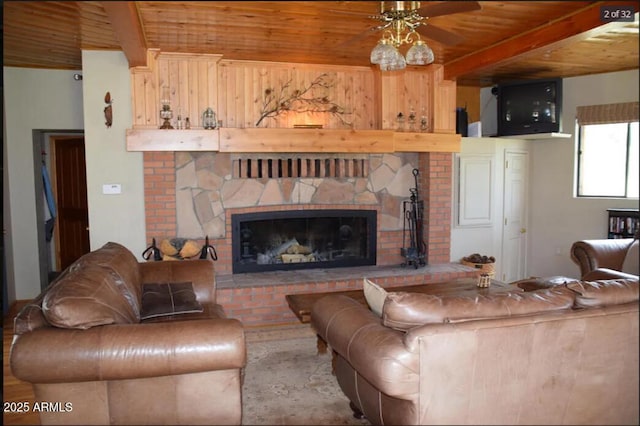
[
  {"xmin": 607, "ymin": 208, "xmax": 639, "ymax": 239},
  {"xmin": 125, "ymin": 127, "xmax": 461, "ymax": 153},
  {"xmin": 498, "ymin": 132, "xmax": 572, "ymax": 140}
]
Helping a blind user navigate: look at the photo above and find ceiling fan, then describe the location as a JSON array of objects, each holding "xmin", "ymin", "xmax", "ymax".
[
  {"xmin": 336, "ymin": 1, "xmax": 481, "ymax": 70},
  {"xmin": 340, "ymin": 1, "xmax": 482, "ymax": 46}
]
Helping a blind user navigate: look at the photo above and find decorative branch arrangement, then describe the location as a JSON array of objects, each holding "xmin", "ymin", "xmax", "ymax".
[{"xmin": 255, "ymin": 73, "xmax": 351, "ymax": 127}]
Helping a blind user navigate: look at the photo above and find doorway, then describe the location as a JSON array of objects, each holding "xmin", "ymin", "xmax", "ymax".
[
  {"xmin": 34, "ymin": 131, "xmax": 90, "ymax": 290},
  {"xmin": 50, "ymin": 135, "xmax": 90, "ymax": 271},
  {"xmin": 501, "ymin": 150, "xmax": 529, "ymax": 282}
]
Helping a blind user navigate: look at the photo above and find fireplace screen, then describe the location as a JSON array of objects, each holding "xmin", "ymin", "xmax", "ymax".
[{"xmin": 231, "ymin": 209, "xmax": 377, "ymax": 273}]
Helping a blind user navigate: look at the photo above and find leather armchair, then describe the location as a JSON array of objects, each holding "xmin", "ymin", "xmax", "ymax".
[{"xmin": 571, "ymin": 238, "xmax": 638, "ymax": 280}]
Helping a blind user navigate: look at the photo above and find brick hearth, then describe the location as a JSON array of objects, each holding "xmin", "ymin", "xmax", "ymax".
[{"xmin": 217, "ymin": 263, "xmax": 476, "ymax": 326}]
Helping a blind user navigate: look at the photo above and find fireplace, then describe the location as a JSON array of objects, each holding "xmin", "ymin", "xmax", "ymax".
[{"xmin": 231, "ymin": 209, "xmax": 377, "ymax": 273}]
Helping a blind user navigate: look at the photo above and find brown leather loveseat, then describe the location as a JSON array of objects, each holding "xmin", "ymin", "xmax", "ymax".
[
  {"xmin": 10, "ymin": 242, "xmax": 246, "ymax": 425},
  {"xmin": 312, "ymin": 278, "xmax": 639, "ymax": 425},
  {"xmin": 571, "ymin": 237, "xmax": 638, "ymax": 280}
]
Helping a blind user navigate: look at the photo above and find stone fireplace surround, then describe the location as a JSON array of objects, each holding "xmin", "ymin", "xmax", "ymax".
[{"xmin": 144, "ymin": 150, "xmax": 474, "ymax": 325}]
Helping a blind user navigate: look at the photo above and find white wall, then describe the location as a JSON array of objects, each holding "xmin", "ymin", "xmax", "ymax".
[
  {"xmin": 528, "ymin": 69, "xmax": 639, "ymax": 277},
  {"xmin": 81, "ymin": 51, "xmax": 146, "ymax": 255},
  {"xmin": 3, "ymin": 68, "xmax": 84, "ymax": 300},
  {"xmin": 450, "ymin": 137, "xmax": 528, "ymax": 280},
  {"xmin": 3, "ymin": 51, "xmax": 147, "ymax": 303},
  {"xmin": 477, "ymin": 69, "xmax": 639, "ymax": 279}
]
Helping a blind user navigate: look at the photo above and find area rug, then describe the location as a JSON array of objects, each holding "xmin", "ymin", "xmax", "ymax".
[{"xmin": 242, "ymin": 324, "xmax": 370, "ymax": 425}]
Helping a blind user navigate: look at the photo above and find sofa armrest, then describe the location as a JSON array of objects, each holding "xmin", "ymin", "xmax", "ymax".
[
  {"xmin": 10, "ymin": 318, "xmax": 245, "ymax": 384},
  {"xmin": 311, "ymin": 295, "xmax": 419, "ymax": 398},
  {"xmin": 570, "ymin": 239, "xmax": 633, "ymax": 277},
  {"xmin": 583, "ymin": 268, "xmax": 639, "ymax": 281},
  {"xmin": 139, "ymin": 259, "xmax": 216, "ymax": 303}
]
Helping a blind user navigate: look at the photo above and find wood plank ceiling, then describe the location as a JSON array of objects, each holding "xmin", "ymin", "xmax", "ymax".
[{"xmin": 3, "ymin": 1, "xmax": 638, "ymax": 86}]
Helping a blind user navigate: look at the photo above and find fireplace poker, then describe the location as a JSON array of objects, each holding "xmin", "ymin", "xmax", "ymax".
[{"xmin": 401, "ymin": 168, "xmax": 426, "ymax": 268}]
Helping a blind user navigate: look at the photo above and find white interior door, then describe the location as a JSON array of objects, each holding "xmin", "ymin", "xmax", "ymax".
[{"xmin": 502, "ymin": 150, "xmax": 529, "ymax": 282}]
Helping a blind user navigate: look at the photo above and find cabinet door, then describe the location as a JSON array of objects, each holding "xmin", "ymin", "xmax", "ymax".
[
  {"xmin": 502, "ymin": 150, "xmax": 529, "ymax": 282},
  {"xmin": 457, "ymin": 154, "xmax": 493, "ymax": 227}
]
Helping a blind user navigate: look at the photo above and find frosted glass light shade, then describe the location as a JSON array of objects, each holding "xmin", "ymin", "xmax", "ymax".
[
  {"xmin": 370, "ymin": 40, "xmax": 393, "ymax": 64},
  {"xmin": 379, "ymin": 46, "xmax": 406, "ymax": 71},
  {"xmin": 406, "ymin": 40, "xmax": 434, "ymax": 65},
  {"xmin": 370, "ymin": 39, "xmax": 397, "ymax": 64}
]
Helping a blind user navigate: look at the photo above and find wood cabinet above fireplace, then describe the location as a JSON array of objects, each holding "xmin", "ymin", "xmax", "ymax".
[{"xmin": 128, "ymin": 50, "xmax": 461, "ymax": 154}]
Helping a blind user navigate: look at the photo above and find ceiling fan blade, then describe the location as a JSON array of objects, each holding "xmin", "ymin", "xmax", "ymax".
[
  {"xmin": 328, "ymin": 9, "xmax": 382, "ymax": 19},
  {"xmin": 416, "ymin": 24, "xmax": 466, "ymax": 46},
  {"xmin": 416, "ymin": 1, "xmax": 481, "ymax": 18},
  {"xmin": 336, "ymin": 26, "xmax": 381, "ymax": 48}
]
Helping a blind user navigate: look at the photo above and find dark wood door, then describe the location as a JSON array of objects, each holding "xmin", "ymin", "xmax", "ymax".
[{"xmin": 53, "ymin": 136, "xmax": 90, "ymax": 270}]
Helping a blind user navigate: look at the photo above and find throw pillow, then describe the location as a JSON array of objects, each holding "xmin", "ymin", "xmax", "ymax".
[
  {"xmin": 621, "ymin": 240, "xmax": 639, "ymax": 276},
  {"xmin": 363, "ymin": 278, "xmax": 388, "ymax": 317},
  {"xmin": 140, "ymin": 282, "xmax": 204, "ymax": 320},
  {"xmin": 78, "ymin": 242, "xmax": 142, "ymax": 314},
  {"xmin": 567, "ymin": 279, "xmax": 639, "ymax": 308},
  {"xmin": 43, "ymin": 264, "xmax": 140, "ymax": 329}
]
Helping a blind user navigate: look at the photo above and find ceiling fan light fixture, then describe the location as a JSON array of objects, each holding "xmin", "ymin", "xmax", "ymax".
[
  {"xmin": 405, "ymin": 40, "xmax": 434, "ymax": 65},
  {"xmin": 379, "ymin": 46, "xmax": 406, "ymax": 71},
  {"xmin": 369, "ymin": 2, "xmax": 435, "ymax": 71},
  {"xmin": 370, "ymin": 39, "xmax": 394, "ymax": 64}
]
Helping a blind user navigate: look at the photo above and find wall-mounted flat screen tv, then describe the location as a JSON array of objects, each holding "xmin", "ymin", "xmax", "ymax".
[{"xmin": 497, "ymin": 78, "xmax": 562, "ymax": 136}]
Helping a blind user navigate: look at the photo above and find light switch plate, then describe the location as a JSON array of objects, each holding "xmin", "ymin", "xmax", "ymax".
[{"xmin": 102, "ymin": 184, "xmax": 122, "ymax": 194}]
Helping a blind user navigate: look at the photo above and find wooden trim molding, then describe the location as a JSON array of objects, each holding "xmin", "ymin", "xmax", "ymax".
[
  {"xmin": 102, "ymin": 1, "xmax": 148, "ymax": 68},
  {"xmin": 125, "ymin": 128, "xmax": 461, "ymax": 153},
  {"xmin": 444, "ymin": 1, "xmax": 639, "ymax": 80},
  {"xmin": 126, "ymin": 129, "xmax": 219, "ymax": 151}
]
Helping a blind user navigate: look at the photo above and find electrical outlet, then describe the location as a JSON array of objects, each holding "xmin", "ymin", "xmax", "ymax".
[{"xmin": 102, "ymin": 184, "xmax": 122, "ymax": 195}]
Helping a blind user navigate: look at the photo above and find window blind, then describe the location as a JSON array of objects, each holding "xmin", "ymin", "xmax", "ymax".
[{"xmin": 576, "ymin": 102, "xmax": 639, "ymax": 125}]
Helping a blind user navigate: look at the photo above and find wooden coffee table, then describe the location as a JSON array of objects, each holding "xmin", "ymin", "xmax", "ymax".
[
  {"xmin": 286, "ymin": 277, "xmax": 518, "ymax": 324},
  {"xmin": 286, "ymin": 278, "xmax": 521, "ymax": 354}
]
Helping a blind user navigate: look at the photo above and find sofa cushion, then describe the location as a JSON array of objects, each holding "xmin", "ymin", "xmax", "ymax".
[
  {"xmin": 621, "ymin": 240, "xmax": 639, "ymax": 275},
  {"xmin": 42, "ymin": 264, "xmax": 140, "ymax": 329},
  {"xmin": 382, "ymin": 287, "xmax": 575, "ymax": 331},
  {"xmin": 79, "ymin": 242, "xmax": 142, "ymax": 315},
  {"xmin": 567, "ymin": 279, "xmax": 639, "ymax": 308},
  {"xmin": 140, "ymin": 282, "xmax": 204, "ymax": 320},
  {"xmin": 363, "ymin": 278, "xmax": 387, "ymax": 317}
]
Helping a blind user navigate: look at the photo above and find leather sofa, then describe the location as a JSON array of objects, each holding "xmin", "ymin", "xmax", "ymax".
[
  {"xmin": 571, "ymin": 238, "xmax": 639, "ymax": 280},
  {"xmin": 311, "ymin": 279, "xmax": 639, "ymax": 425},
  {"xmin": 10, "ymin": 242, "xmax": 246, "ymax": 425}
]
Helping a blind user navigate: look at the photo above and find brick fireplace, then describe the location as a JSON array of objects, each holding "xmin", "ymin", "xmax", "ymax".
[{"xmin": 143, "ymin": 149, "xmax": 473, "ymax": 325}]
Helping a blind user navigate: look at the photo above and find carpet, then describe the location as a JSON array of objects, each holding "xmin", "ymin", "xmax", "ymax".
[{"xmin": 242, "ymin": 324, "xmax": 370, "ymax": 425}]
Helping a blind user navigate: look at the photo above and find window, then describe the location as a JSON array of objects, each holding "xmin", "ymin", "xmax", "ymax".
[{"xmin": 576, "ymin": 102, "xmax": 639, "ymax": 198}]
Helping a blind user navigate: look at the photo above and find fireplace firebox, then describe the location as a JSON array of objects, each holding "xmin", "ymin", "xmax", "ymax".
[{"xmin": 231, "ymin": 209, "xmax": 377, "ymax": 273}]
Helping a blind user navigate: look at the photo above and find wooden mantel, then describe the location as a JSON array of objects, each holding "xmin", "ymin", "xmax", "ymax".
[{"xmin": 125, "ymin": 128, "xmax": 461, "ymax": 153}]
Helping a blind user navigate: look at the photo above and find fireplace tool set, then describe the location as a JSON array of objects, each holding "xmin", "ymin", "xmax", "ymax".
[{"xmin": 401, "ymin": 168, "xmax": 426, "ymax": 268}]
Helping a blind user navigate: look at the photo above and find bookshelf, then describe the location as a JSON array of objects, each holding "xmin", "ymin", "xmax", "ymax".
[{"xmin": 607, "ymin": 208, "xmax": 639, "ymax": 239}]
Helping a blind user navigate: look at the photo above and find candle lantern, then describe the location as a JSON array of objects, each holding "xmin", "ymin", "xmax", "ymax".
[
  {"xmin": 159, "ymin": 88, "xmax": 174, "ymax": 129},
  {"xmin": 202, "ymin": 108, "xmax": 217, "ymax": 129}
]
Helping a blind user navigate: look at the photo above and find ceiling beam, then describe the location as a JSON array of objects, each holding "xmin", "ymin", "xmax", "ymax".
[
  {"xmin": 101, "ymin": 1, "xmax": 147, "ymax": 68},
  {"xmin": 444, "ymin": 1, "xmax": 639, "ymax": 81}
]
